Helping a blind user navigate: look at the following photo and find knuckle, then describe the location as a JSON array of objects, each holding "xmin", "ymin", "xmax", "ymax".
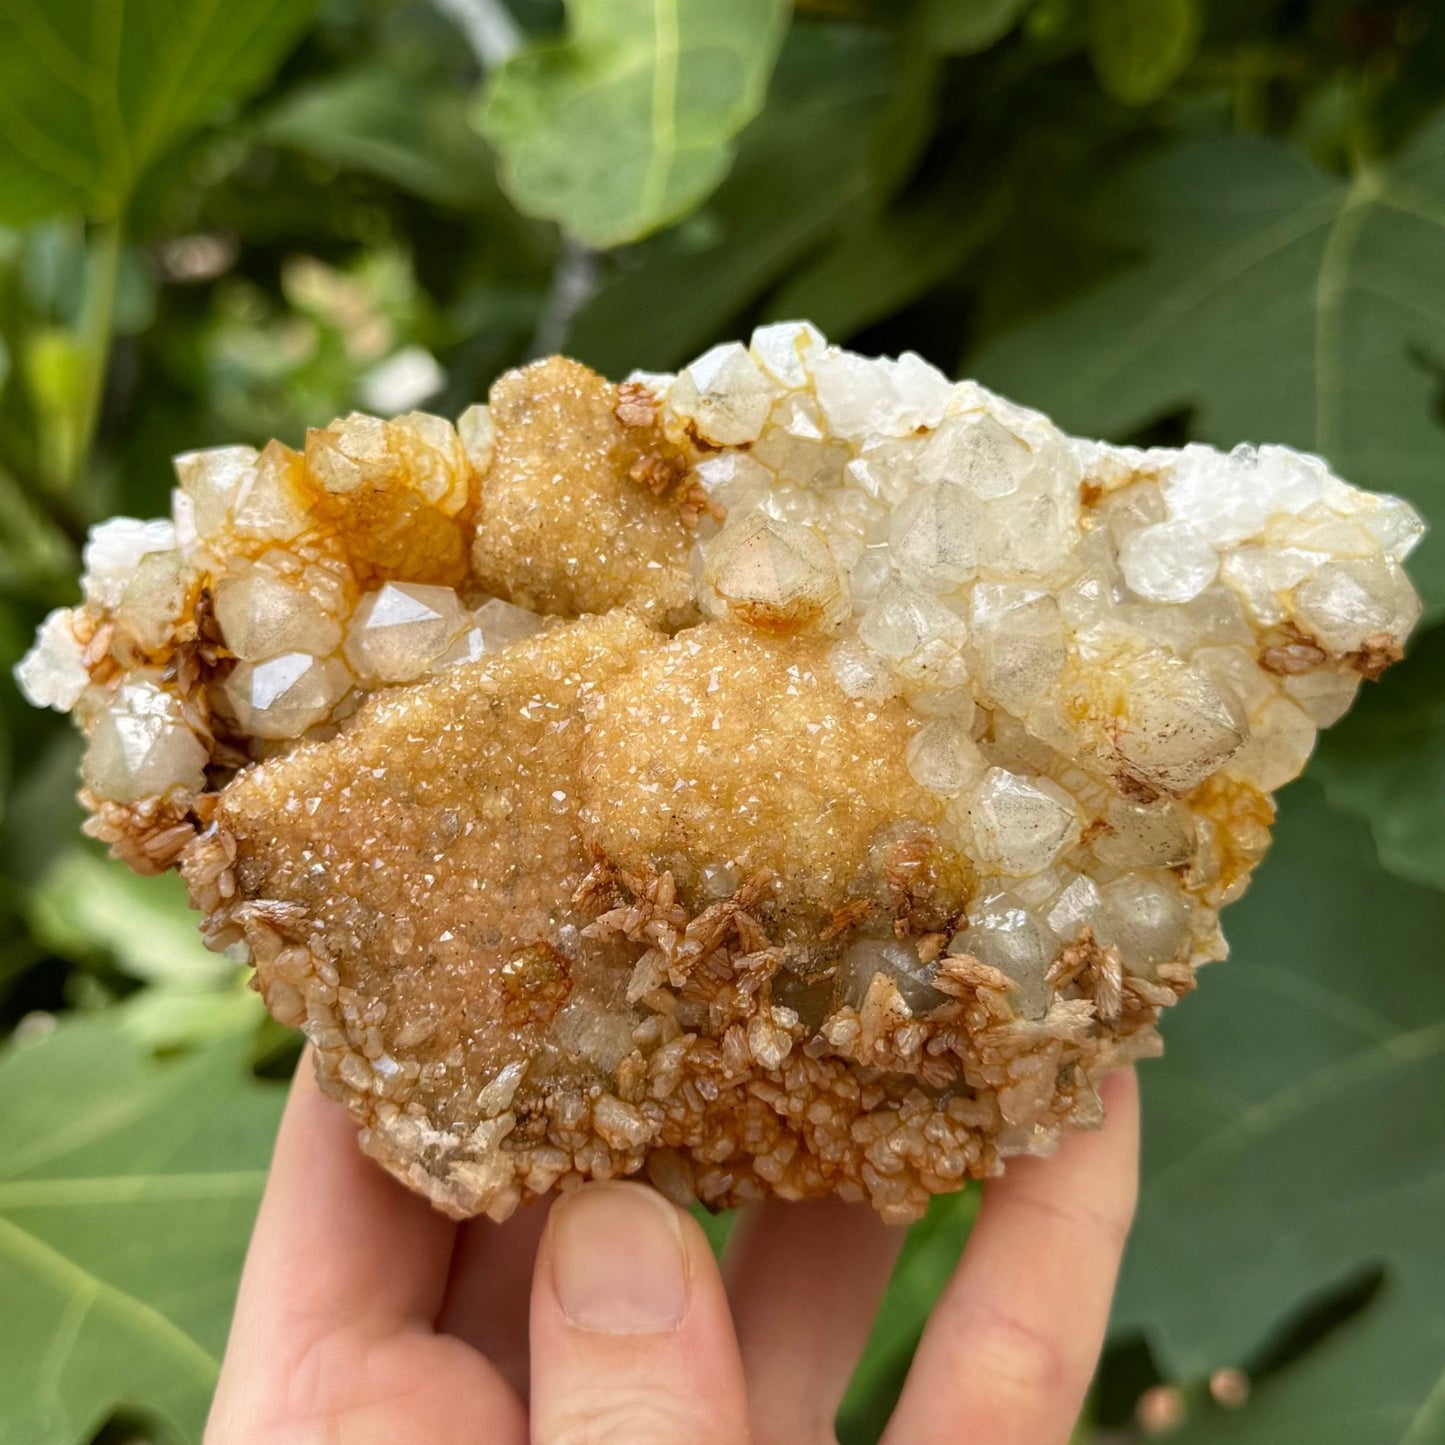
[
  {"xmin": 285, "ymin": 1328, "xmax": 363, "ymax": 1419},
  {"xmin": 752, "ymin": 1417, "xmax": 837, "ymax": 1445},
  {"xmin": 542, "ymin": 1386, "xmax": 703, "ymax": 1445},
  {"xmin": 965, "ymin": 1302, "xmax": 1073, "ymax": 1402},
  {"xmin": 1009, "ymin": 1187, "xmax": 1133, "ymax": 1252}
]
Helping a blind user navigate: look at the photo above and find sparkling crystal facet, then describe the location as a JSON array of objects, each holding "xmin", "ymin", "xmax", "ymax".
[
  {"xmin": 225, "ymin": 652, "xmax": 351, "ymax": 738},
  {"xmin": 26, "ymin": 327, "xmax": 1422, "ymax": 1228},
  {"xmin": 345, "ymin": 582, "xmax": 468, "ymax": 682},
  {"xmin": 82, "ymin": 675, "xmax": 208, "ymax": 801}
]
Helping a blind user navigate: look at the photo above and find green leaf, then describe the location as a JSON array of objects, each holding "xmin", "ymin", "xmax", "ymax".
[
  {"xmin": 480, "ymin": 0, "xmax": 790, "ymax": 247},
  {"xmin": 0, "ymin": 1004, "xmax": 284, "ymax": 1445},
  {"xmin": 569, "ymin": 22, "xmax": 895, "ymax": 374},
  {"xmin": 0, "ymin": 0, "xmax": 319, "ymax": 225},
  {"xmin": 766, "ymin": 183, "xmax": 1007, "ymax": 342},
  {"xmin": 916, "ymin": 0, "xmax": 1034, "ymax": 56},
  {"xmin": 973, "ymin": 118, "xmax": 1445, "ymax": 615},
  {"xmin": 838, "ymin": 1188, "xmax": 977, "ymax": 1443},
  {"xmin": 0, "ymin": 467, "xmax": 77, "ymax": 593},
  {"xmin": 1312, "ymin": 626, "xmax": 1445, "ymax": 895},
  {"xmin": 1114, "ymin": 780, "xmax": 1445, "ymax": 1439},
  {"xmin": 118, "ymin": 976, "xmax": 265, "ymax": 1053},
  {"xmin": 258, "ymin": 68, "xmax": 506, "ymax": 213},
  {"xmin": 1087, "ymin": 0, "xmax": 1200, "ymax": 105},
  {"xmin": 28, "ymin": 847, "xmax": 233, "ymax": 990}
]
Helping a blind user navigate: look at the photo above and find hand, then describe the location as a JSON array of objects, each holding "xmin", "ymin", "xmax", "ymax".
[{"xmin": 207, "ymin": 1053, "xmax": 1138, "ymax": 1445}]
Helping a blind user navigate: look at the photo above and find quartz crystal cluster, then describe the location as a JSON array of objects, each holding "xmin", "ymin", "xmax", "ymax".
[{"xmin": 18, "ymin": 327, "xmax": 1423, "ymax": 1222}]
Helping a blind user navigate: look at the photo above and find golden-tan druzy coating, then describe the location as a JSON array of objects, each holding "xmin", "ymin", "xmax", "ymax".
[
  {"xmin": 18, "ymin": 326, "xmax": 1424, "ymax": 1221},
  {"xmin": 470, "ymin": 356, "xmax": 697, "ymax": 623},
  {"xmin": 579, "ymin": 626, "xmax": 953, "ymax": 925}
]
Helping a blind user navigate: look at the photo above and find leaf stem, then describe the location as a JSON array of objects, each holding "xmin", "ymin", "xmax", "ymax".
[{"xmin": 67, "ymin": 217, "xmax": 124, "ymax": 491}]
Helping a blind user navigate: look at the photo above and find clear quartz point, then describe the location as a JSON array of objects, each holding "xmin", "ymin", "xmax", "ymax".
[{"xmin": 24, "ymin": 328, "xmax": 1424, "ymax": 1226}]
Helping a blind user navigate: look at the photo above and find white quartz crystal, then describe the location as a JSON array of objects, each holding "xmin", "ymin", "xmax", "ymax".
[
  {"xmin": 473, "ymin": 597, "xmax": 546, "ymax": 648},
  {"xmin": 920, "ymin": 413, "xmax": 1032, "ymax": 496},
  {"xmin": 215, "ymin": 564, "xmax": 342, "ymax": 661},
  {"xmin": 889, "ymin": 485, "xmax": 980, "ymax": 589},
  {"xmin": 231, "ymin": 444, "xmax": 311, "ymax": 542},
  {"xmin": 345, "ymin": 582, "xmax": 468, "ymax": 682},
  {"xmin": 457, "ymin": 404, "xmax": 495, "ymax": 476},
  {"xmin": 1099, "ymin": 875, "xmax": 1191, "ymax": 974},
  {"xmin": 828, "ymin": 640, "xmax": 898, "ymax": 703},
  {"xmin": 111, "ymin": 550, "xmax": 190, "ymax": 654},
  {"xmin": 749, "ymin": 320, "xmax": 824, "ymax": 390},
  {"xmin": 25, "ymin": 324, "xmax": 1425, "ymax": 1022},
  {"xmin": 82, "ymin": 519, "xmax": 177, "ymax": 608},
  {"xmin": 705, "ymin": 513, "xmax": 848, "ymax": 631},
  {"xmin": 1120, "ymin": 520, "xmax": 1219, "ymax": 602},
  {"xmin": 174, "ymin": 445, "xmax": 258, "ymax": 538},
  {"xmin": 970, "ymin": 585, "xmax": 1067, "ymax": 713},
  {"xmin": 810, "ymin": 348, "xmax": 953, "ymax": 440},
  {"xmin": 16, "ymin": 608, "xmax": 89, "ymax": 711},
  {"xmin": 1099, "ymin": 654, "xmax": 1248, "ymax": 796},
  {"xmin": 841, "ymin": 937, "xmax": 945, "ymax": 1014},
  {"xmin": 441, "ymin": 598, "xmax": 547, "ymax": 668},
  {"xmin": 858, "ymin": 580, "xmax": 964, "ymax": 660},
  {"xmin": 1092, "ymin": 796, "xmax": 1194, "ymax": 868},
  {"xmin": 225, "ymin": 652, "xmax": 351, "ymax": 738},
  {"xmin": 82, "ymin": 673, "xmax": 208, "ymax": 800},
  {"xmin": 1293, "ymin": 558, "xmax": 1420, "ymax": 654},
  {"xmin": 969, "ymin": 768, "xmax": 1081, "ymax": 876},
  {"xmin": 906, "ymin": 719, "xmax": 987, "ymax": 797},
  {"xmin": 1045, "ymin": 872, "xmax": 1108, "ymax": 943},
  {"xmin": 669, "ymin": 342, "xmax": 777, "ymax": 446},
  {"xmin": 949, "ymin": 892, "xmax": 1060, "ymax": 1018}
]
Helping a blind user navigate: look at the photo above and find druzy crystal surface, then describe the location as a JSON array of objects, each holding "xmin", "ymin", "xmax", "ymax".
[{"xmin": 18, "ymin": 328, "xmax": 1424, "ymax": 1222}]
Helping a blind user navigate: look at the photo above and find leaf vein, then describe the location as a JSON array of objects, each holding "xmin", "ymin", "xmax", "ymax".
[
  {"xmin": 1067, "ymin": 196, "xmax": 1340, "ymax": 406},
  {"xmin": 639, "ymin": 0, "xmax": 681, "ymax": 226},
  {"xmin": 1145, "ymin": 1016, "xmax": 1445, "ymax": 1201},
  {"xmin": 0, "ymin": 1211, "xmax": 219, "ymax": 1386}
]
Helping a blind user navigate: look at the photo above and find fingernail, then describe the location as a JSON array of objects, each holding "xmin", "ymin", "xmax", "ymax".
[{"xmin": 551, "ymin": 1182, "xmax": 689, "ymax": 1334}]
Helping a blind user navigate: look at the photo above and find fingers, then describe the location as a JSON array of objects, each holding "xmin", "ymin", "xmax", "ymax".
[
  {"xmin": 726, "ymin": 1196, "xmax": 905, "ymax": 1444},
  {"xmin": 529, "ymin": 1182, "xmax": 751, "ymax": 1445},
  {"xmin": 233, "ymin": 1052, "xmax": 457, "ymax": 1340},
  {"xmin": 437, "ymin": 1199, "xmax": 553, "ymax": 1398},
  {"xmin": 212, "ymin": 1052, "xmax": 531, "ymax": 1443},
  {"xmin": 883, "ymin": 1068, "xmax": 1140, "ymax": 1445}
]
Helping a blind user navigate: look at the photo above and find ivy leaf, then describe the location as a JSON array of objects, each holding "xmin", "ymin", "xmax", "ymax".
[
  {"xmin": 480, "ymin": 0, "xmax": 790, "ymax": 247},
  {"xmin": 1115, "ymin": 780, "xmax": 1445, "ymax": 1439},
  {"xmin": 0, "ymin": 0, "xmax": 320, "ymax": 225},
  {"xmin": 973, "ymin": 117, "xmax": 1445, "ymax": 616},
  {"xmin": 568, "ymin": 23, "xmax": 894, "ymax": 374},
  {"xmin": 1312, "ymin": 625, "xmax": 1445, "ymax": 896},
  {"xmin": 1087, "ymin": 0, "xmax": 1200, "ymax": 105},
  {"xmin": 0, "ymin": 1005, "xmax": 283, "ymax": 1445}
]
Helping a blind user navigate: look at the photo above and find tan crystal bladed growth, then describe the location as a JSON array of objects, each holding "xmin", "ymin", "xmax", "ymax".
[{"xmin": 18, "ymin": 327, "xmax": 1423, "ymax": 1222}]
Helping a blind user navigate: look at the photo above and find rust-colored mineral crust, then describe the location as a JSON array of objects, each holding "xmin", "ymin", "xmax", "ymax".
[{"xmin": 17, "ymin": 329, "xmax": 1425, "ymax": 1222}]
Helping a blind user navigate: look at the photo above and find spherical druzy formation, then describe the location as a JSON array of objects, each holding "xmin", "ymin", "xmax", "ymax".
[{"xmin": 17, "ymin": 328, "xmax": 1424, "ymax": 1222}]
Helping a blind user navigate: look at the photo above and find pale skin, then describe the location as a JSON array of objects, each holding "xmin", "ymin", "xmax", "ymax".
[{"xmin": 207, "ymin": 1056, "xmax": 1139, "ymax": 1445}]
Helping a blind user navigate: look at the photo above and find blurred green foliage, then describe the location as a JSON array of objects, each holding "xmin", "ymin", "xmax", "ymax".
[{"xmin": 0, "ymin": 0, "xmax": 1442, "ymax": 1441}]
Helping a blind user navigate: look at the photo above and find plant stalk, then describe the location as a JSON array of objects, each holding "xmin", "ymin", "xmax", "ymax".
[{"xmin": 66, "ymin": 217, "xmax": 123, "ymax": 492}]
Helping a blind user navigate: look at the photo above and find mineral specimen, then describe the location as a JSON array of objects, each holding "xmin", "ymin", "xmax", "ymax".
[{"xmin": 18, "ymin": 328, "xmax": 1424, "ymax": 1223}]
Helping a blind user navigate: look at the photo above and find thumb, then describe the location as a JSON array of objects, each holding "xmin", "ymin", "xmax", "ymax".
[{"xmin": 529, "ymin": 1181, "xmax": 750, "ymax": 1445}]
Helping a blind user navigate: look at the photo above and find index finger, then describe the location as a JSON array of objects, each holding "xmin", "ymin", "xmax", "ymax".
[
  {"xmin": 227, "ymin": 1050, "xmax": 457, "ymax": 1343},
  {"xmin": 883, "ymin": 1067, "xmax": 1140, "ymax": 1445}
]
